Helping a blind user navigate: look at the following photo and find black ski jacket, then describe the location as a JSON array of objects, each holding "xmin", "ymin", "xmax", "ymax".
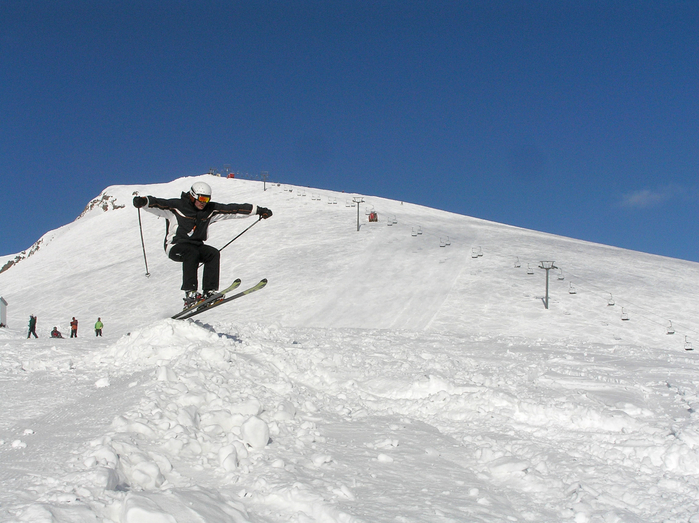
[{"xmin": 142, "ymin": 192, "xmax": 257, "ymax": 253}]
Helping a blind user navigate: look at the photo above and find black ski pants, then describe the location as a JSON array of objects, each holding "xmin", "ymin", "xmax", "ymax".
[{"xmin": 169, "ymin": 243, "xmax": 220, "ymax": 292}]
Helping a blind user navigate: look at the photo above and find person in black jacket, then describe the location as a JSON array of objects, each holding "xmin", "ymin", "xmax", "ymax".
[
  {"xmin": 133, "ymin": 181, "xmax": 272, "ymax": 307},
  {"xmin": 27, "ymin": 315, "xmax": 38, "ymax": 338}
]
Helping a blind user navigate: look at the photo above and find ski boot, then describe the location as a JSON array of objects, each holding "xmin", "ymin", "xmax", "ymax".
[
  {"xmin": 183, "ymin": 290, "xmax": 203, "ymax": 309},
  {"xmin": 202, "ymin": 289, "xmax": 225, "ymax": 306}
]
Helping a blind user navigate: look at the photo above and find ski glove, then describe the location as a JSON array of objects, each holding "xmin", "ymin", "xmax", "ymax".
[
  {"xmin": 257, "ymin": 206, "xmax": 273, "ymax": 219},
  {"xmin": 133, "ymin": 196, "xmax": 148, "ymax": 208}
]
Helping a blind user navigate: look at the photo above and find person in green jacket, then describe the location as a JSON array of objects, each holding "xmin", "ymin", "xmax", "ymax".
[{"xmin": 95, "ymin": 317, "xmax": 103, "ymax": 337}]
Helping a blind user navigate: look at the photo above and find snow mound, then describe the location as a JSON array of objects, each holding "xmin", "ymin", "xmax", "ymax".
[{"xmin": 97, "ymin": 320, "xmax": 232, "ymax": 368}]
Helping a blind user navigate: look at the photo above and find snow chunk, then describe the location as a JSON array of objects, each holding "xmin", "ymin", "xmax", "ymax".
[
  {"xmin": 218, "ymin": 445, "xmax": 238, "ymax": 471},
  {"xmin": 311, "ymin": 454, "xmax": 333, "ymax": 467},
  {"xmin": 487, "ymin": 456, "xmax": 530, "ymax": 478},
  {"xmin": 240, "ymin": 416, "xmax": 270, "ymax": 449},
  {"xmin": 131, "ymin": 461, "xmax": 165, "ymax": 489},
  {"xmin": 230, "ymin": 398, "xmax": 262, "ymax": 416},
  {"xmin": 121, "ymin": 493, "xmax": 177, "ymax": 523}
]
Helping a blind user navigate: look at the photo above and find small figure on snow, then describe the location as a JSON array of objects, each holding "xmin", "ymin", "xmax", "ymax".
[
  {"xmin": 133, "ymin": 181, "xmax": 272, "ymax": 308},
  {"xmin": 95, "ymin": 317, "xmax": 103, "ymax": 337},
  {"xmin": 70, "ymin": 317, "xmax": 78, "ymax": 338},
  {"xmin": 51, "ymin": 327, "xmax": 63, "ymax": 338},
  {"xmin": 27, "ymin": 315, "xmax": 38, "ymax": 338}
]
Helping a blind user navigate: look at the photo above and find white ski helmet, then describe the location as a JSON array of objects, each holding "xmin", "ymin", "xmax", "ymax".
[{"xmin": 190, "ymin": 181, "xmax": 212, "ymax": 202}]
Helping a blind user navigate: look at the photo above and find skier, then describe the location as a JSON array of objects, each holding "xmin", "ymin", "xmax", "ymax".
[
  {"xmin": 133, "ymin": 181, "xmax": 272, "ymax": 308},
  {"xmin": 95, "ymin": 317, "xmax": 103, "ymax": 337},
  {"xmin": 70, "ymin": 317, "xmax": 78, "ymax": 338},
  {"xmin": 27, "ymin": 315, "xmax": 38, "ymax": 338},
  {"xmin": 51, "ymin": 327, "xmax": 63, "ymax": 338}
]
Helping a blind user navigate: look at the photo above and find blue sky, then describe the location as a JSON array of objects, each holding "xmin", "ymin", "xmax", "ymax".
[{"xmin": 2, "ymin": 1, "xmax": 698, "ymax": 261}]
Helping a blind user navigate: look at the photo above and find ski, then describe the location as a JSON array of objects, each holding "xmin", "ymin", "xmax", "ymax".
[
  {"xmin": 171, "ymin": 279, "xmax": 242, "ymax": 319},
  {"xmin": 177, "ymin": 279, "xmax": 268, "ymax": 320}
]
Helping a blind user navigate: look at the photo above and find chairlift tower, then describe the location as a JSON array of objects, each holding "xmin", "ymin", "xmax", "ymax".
[
  {"xmin": 539, "ymin": 261, "xmax": 557, "ymax": 309},
  {"xmin": 352, "ymin": 197, "xmax": 364, "ymax": 231}
]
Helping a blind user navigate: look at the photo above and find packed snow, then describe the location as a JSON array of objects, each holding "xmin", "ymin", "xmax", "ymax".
[{"xmin": 1, "ymin": 175, "xmax": 699, "ymax": 523}]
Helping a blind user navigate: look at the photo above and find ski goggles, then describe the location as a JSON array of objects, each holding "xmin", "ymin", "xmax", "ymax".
[{"xmin": 193, "ymin": 193, "xmax": 211, "ymax": 203}]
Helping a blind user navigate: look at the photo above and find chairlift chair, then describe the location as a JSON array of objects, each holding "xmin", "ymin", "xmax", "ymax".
[
  {"xmin": 514, "ymin": 257, "xmax": 521, "ymax": 268},
  {"xmin": 607, "ymin": 293, "xmax": 615, "ymax": 306},
  {"xmin": 685, "ymin": 336, "xmax": 693, "ymax": 351},
  {"xmin": 527, "ymin": 264, "xmax": 534, "ymax": 275},
  {"xmin": 621, "ymin": 307, "xmax": 629, "ymax": 321},
  {"xmin": 557, "ymin": 269, "xmax": 564, "ymax": 280},
  {"xmin": 569, "ymin": 282, "xmax": 577, "ymax": 294},
  {"xmin": 667, "ymin": 321, "xmax": 675, "ymax": 335}
]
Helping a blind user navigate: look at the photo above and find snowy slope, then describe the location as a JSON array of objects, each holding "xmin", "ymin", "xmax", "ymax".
[{"xmin": 0, "ymin": 175, "xmax": 698, "ymax": 523}]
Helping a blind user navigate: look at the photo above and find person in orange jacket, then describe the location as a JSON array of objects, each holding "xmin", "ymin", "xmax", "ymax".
[{"xmin": 70, "ymin": 317, "xmax": 78, "ymax": 338}]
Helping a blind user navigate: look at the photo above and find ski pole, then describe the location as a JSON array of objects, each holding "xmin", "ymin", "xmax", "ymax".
[
  {"xmin": 218, "ymin": 215, "xmax": 262, "ymax": 254},
  {"xmin": 137, "ymin": 207, "xmax": 151, "ymax": 277},
  {"xmin": 197, "ymin": 216, "xmax": 262, "ymax": 270}
]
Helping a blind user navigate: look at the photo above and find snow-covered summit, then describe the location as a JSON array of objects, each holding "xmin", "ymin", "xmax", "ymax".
[{"xmin": 2, "ymin": 174, "xmax": 697, "ymax": 347}]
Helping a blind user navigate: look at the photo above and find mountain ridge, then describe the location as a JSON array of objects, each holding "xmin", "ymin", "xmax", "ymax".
[{"xmin": 0, "ymin": 174, "xmax": 697, "ymax": 349}]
